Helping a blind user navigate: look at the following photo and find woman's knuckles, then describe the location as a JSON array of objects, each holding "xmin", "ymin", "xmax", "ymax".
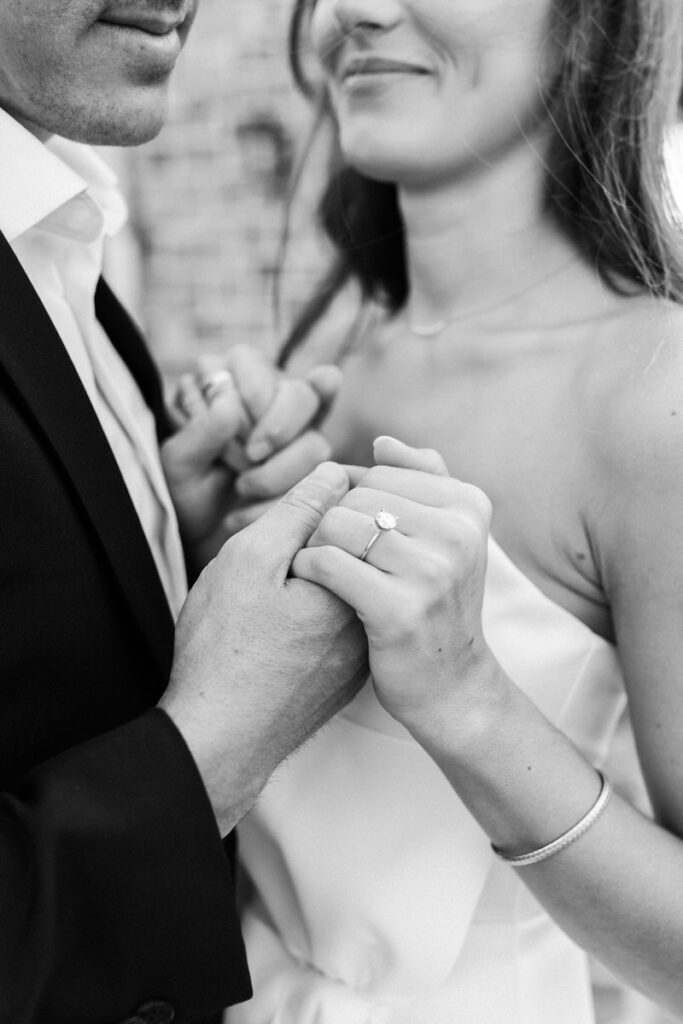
[
  {"xmin": 296, "ymin": 543, "xmax": 340, "ymax": 584},
  {"xmin": 439, "ymin": 507, "xmax": 488, "ymax": 554},
  {"xmin": 413, "ymin": 547, "xmax": 454, "ymax": 589},
  {"xmin": 316, "ymin": 504, "xmax": 357, "ymax": 543},
  {"xmin": 367, "ymin": 590, "xmax": 426, "ymax": 641}
]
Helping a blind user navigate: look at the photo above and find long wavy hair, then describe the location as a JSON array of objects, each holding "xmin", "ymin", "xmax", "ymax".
[{"xmin": 279, "ymin": 0, "xmax": 683, "ymax": 364}]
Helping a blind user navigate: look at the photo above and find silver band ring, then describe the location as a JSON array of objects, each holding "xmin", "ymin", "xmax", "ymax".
[
  {"xmin": 359, "ymin": 508, "xmax": 399, "ymax": 562},
  {"xmin": 199, "ymin": 370, "xmax": 235, "ymax": 402}
]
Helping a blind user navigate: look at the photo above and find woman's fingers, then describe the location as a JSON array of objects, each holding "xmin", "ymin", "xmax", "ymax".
[
  {"xmin": 292, "ymin": 544, "xmax": 396, "ymax": 622},
  {"xmin": 307, "ymin": 504, "xmax": 410, "ymax": 570},
  {"xmin": 173, "ymin": 351, "xmax": 341, "ymax": 478},
  {"xmin": 244, "ymin": 378, "xmax": 323, "ymax": 463},
  {"xmin": 341, "ymin": 464, "xmax": 372, "ymax": 487},
  {"xmin": 351, "ymin": 468, "xmax": 492, "ymax": 531},
  {"xmin": 164, "ymin": 383, "xmax": 249, "ymax": 481},
  {"xmin": 244, "ymin": 363, "xmax": 342, "ymax": 463},
  {"xmin": 304, "ymin": 363, "xmax": 343, "ymax": 418},
  {"xmin": 341, "ymin": 438, "xmax": 456, "ymax": 497},
  {"xmin": 236, "ymin": 430, "xmax": 333, "ymax": 501},
  {"xmin": 366, "ymin": 437, "xmax": 491, "ymax": 522},
  {"xmin": 338, "ymin": 488, "xmax": 439, "ymax": 537},
  {"xmin": 373, "ymin": 435, "xmax": 450, "ymax": 477},
  {"xmin": 225, "ymin": 344, "xmax": 279, "ymax": 425}
]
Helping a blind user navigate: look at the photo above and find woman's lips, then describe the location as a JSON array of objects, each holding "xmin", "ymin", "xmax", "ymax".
[{"xmin": 340, "ymin": 55, "xmax": 432, "ymax": 83}]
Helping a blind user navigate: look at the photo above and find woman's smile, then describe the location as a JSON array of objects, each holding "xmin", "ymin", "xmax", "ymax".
[
  {"xmin": 339, "ymin": 53, "xmax": 433, "ymax": 90},
  {"xmin": 311, "ymin": 0, "xmax": 555, "ymax": 188}
]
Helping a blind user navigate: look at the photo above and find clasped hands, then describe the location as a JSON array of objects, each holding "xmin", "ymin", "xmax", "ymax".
[
  {"xmin": 162, "ymin": 345, "xmax": 497, "ymax": 735},
  {"xmin": 293, "ymin": 435, "xmax": 497, "ymax": 731},
  {"xmin": 161, "ymin": 344, "xmax": 342, "ymax": 573}
]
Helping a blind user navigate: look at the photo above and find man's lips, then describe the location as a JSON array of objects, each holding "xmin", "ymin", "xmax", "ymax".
[
  {"xmin": 98, "ymin": 8, "xmax": 186, "ymax": 35},
  {"xmin": 340, "ymin": 55, "xmax": 432, "ymax": 83}
]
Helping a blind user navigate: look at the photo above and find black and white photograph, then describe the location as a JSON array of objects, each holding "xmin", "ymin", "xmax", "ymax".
[{"xmin": 1, "ymin": 2, "xmax": 683, "ymax": 1023}]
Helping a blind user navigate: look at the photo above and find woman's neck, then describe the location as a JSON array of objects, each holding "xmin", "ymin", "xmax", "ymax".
[{"xmin": 399, "ymin": 146, "xmax": 590, "ymax": 332}]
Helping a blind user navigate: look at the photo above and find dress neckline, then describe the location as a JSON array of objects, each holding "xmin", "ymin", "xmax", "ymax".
[{"xmin": 487, "ymin": 534, "xmax": 615, "ymax": 650}]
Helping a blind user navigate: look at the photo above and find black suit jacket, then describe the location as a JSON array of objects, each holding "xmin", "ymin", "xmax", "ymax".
[{"xmin": 0, "ymin": 231, "xmax": 251, "ymax": 1024}]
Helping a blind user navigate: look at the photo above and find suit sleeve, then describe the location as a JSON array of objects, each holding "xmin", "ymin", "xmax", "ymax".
[{"xmin": 0, "ymin": 707, "xmax": 252, "ymax": 1024}]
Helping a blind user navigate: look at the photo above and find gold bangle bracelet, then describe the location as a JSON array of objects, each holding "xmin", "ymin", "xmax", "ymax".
[{"xmin": 492, "ymin": 771, "xmax": 612, "ymax": 868}]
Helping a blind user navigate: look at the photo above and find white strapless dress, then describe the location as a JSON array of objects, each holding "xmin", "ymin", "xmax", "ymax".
[{"xmin": 228, "ymin": 538, "xmax": 644, "ymax": 1024}]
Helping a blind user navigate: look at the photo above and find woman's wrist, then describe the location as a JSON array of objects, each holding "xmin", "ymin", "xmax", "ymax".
[
  {"xmin": 397, "ymin": 645, "xmax": 513, "ymax": 760},
  {"xmin": 399, "ymin": 653, "xmax": 609, "ymax": 860}
]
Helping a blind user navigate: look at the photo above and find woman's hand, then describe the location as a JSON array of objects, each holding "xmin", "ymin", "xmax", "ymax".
[
  {"xmin": 291, "ymin": 435, "xmax": 496, "ymax": 728},
  {"xmin": 162, "ymin": 344, "xmax": 341, "ymax": 572}
]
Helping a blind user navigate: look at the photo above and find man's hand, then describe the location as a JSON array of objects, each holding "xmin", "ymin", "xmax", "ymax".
[
  {"xmin": 158, "ymin": 461, "xmax": 368, "ymax": 835},
  {"xmin": 161, "ymin": 345, "xmax": 341, "ymax": 573}
]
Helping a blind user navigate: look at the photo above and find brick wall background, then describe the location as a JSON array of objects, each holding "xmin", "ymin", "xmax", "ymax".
[{"xmin": 106, "ymin": 0, "xmax": 330, "ymax": 378}]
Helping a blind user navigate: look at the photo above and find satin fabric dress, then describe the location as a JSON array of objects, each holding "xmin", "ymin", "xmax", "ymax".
[{"xmin": 230, "ymin": 537, "xmax": 631, "ymax": 1024}]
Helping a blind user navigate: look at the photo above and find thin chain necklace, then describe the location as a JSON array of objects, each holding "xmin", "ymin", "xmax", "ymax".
[{"xmin": 406, "ymin": 258, "xmax": 578, "ymax": 339}]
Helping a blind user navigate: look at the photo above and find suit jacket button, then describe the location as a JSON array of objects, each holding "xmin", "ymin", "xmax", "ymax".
[{"xmin": 125, "ymin": 1000, "xmax": 175, "ymax": 1024}]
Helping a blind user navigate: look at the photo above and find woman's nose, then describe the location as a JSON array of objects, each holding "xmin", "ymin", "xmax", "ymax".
[{"xmin": 332, "ymin": 0, "xmax": 402, "ymax": 34}]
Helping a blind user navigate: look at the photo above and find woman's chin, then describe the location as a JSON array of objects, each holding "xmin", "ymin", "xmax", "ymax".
[
  {"xmin": 340, "ymin": 131, "xmax": 461, "ymax": 189},
  {"xmin": 346, "ymin": 155, "xmax": 452, "ymax": 193},
  {"xmin": 343, "ymin": 148, "xmax": 425, "ymax": 186}
]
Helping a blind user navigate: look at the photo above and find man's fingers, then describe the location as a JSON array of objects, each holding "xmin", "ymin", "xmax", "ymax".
[
  {"xmin": 223, "ymin": 498, "xmax": 278, "ymax": 537},
  {"xmin": 172, "ymin": 373, "xmax": 205, "ymax": 424},
  {"xmin": 248, "ymin": 462, "xmax": 351, "ymax": 564},
  {"xmin": 163, "ymin": 393, "xmax": 248, "ymax": 479},
  {"xmin": 237, "ymin": 431, "xmax": 332, "ymax": 501}
]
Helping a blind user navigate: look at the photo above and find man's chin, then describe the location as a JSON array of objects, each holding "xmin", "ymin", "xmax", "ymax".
[
  {"xmin": 75, "ymin": 117, "xmax": 167, "ymax": 147},
  {"xmin": 24, "ymin": 89, "xmax": 171, "ymax": 147},
  {"xmin": 69, "ymin": 108, "xmax": 168, "ymax": 147}
]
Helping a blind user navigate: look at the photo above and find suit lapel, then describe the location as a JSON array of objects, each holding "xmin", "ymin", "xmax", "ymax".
[{"xmin": 0, "ymin": 231, "xmax": 174, "ymax": 681}]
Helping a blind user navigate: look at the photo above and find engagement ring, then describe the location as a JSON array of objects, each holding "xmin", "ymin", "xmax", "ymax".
[{"xmin": 359, "ymin": 508, "xmax": 399, "ymax": 562}]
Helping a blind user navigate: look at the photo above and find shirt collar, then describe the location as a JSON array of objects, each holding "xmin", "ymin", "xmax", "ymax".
[{"xmin": 0, "ymin": 108, "xmax": 127, "ymax": 244}]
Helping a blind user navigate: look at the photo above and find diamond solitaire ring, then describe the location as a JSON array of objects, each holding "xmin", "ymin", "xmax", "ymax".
[{"xmin": 359, "ymin": 509, "xmax": 399, "ymax": 562}]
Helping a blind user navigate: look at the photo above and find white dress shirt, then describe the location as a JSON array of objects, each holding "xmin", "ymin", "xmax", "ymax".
[{"xmin": 0, "ymin": 109, "xmax": 187, "ymax": 619}]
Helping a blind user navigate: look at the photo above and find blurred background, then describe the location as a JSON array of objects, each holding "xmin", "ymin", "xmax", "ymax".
[
  {"xmin": 103, "ymin": 0, "xmax": 331, "ymax": 379},
  {"xmin": 102, "ymin": 0, "xmax": 683, "ymax": 386}
]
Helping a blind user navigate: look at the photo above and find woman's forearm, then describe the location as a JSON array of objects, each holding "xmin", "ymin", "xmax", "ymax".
[{"xmin": 403, "ymin": 658, "xmax": 683, "ymax": 1018}]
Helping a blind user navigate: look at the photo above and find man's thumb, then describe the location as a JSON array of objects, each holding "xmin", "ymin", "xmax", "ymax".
[{"xmin": 253, "ymin": 461, "xmax": 350, "ymax": 560}]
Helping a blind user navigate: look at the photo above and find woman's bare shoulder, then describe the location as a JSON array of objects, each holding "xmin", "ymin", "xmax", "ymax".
[
  {"xmin": 577, "ymin": 297, "xmax": 683, "ymax": 614},
  {"xmin": 581, "ymin": 296, "xmax": 683, "ymax": 480}
]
